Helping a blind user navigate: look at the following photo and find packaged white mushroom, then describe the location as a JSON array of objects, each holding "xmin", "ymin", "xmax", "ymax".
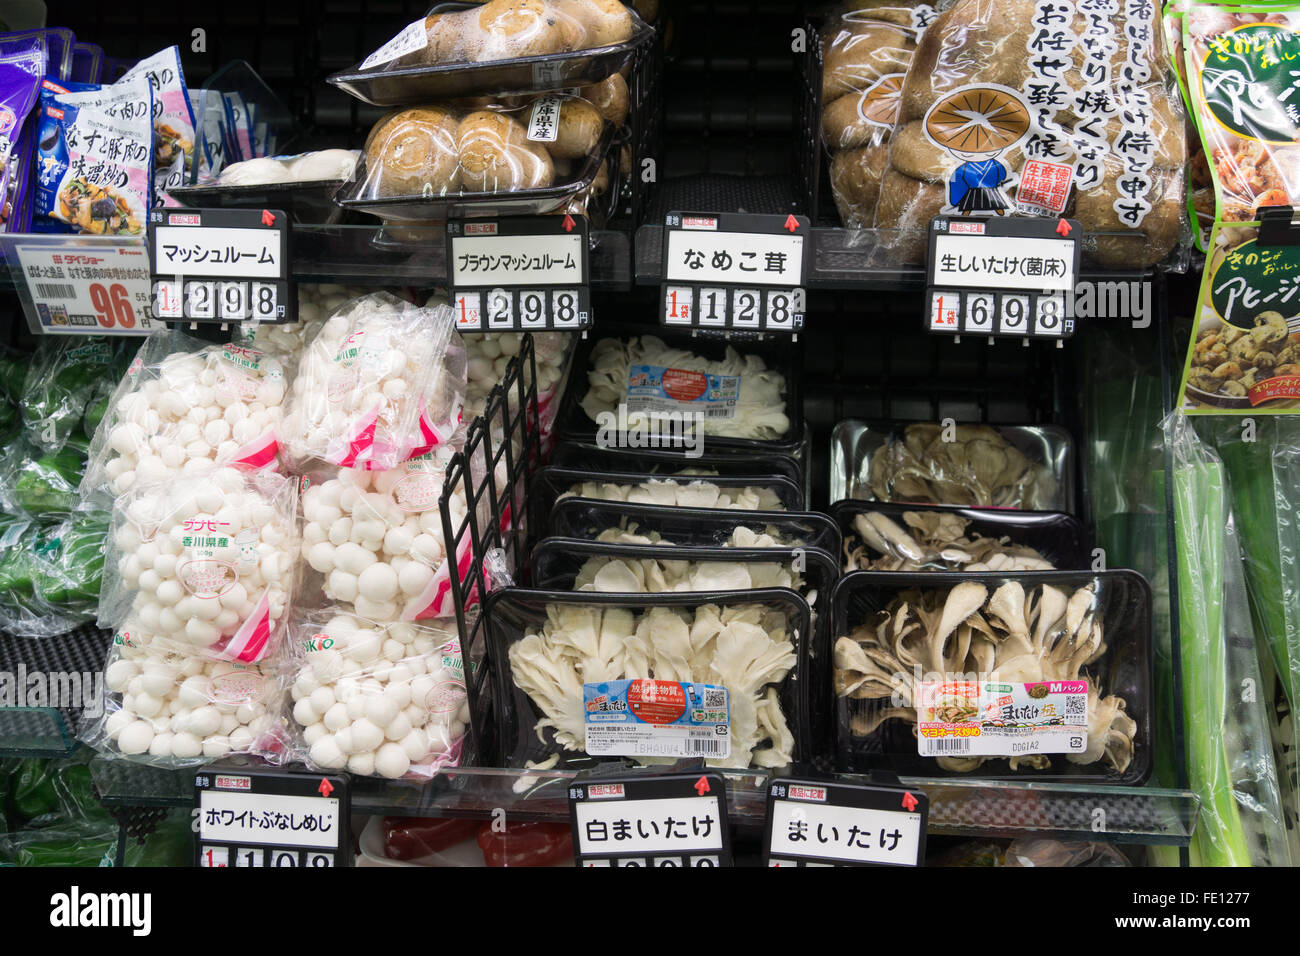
[
  {"xmin": 560, "ymin": 477, "xmax": 788, "ymax": 511},
  {"xmin": 502, "ymin": 599, "xmax": 802, "ymax": 770},
  {"xmin": 81, "ymin": 333, "xmax": 291, "ymax": 505},
  {"xmin": 84, "ymin": 630, "xmax": 287, "ymax": 767},
  {"xmin": 236, "ymin": 284, "xmax": 389, "ymax": 361},
  {"xmin": 571, "ymin": 547, "xmax": 805, "ymax": 594},
  {"xmin": 463, "ymin": 330, "xmax": 572, "ymax": 422},
  {"xmin": 282, "ymin": 293, "xmax": 465, "ymax": 471},
  {"xmin": 98, "ymin": 468, "xmax": 299, "ymax": 663},
  {"xmin": 287, "ymin": 610, "xmax": 468, "ymax": 778},
  {"xmin": 300, "ymin": 446, "xmax": 475, "ymax": 622},
  {"xmin": 579, "ymin": 335, "xmax": 790, "ymax": 441}
]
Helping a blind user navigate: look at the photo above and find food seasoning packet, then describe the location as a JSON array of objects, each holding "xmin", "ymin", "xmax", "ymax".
[{"xmin": 43, "ymin": 74, "xmax": 154, "ymax": 236}]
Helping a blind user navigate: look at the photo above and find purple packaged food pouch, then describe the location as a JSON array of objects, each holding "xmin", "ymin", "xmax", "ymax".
[
  {"xmin": 3, "ymin": 28, "xmax": 73, "ymax": 81},
  {"xmin": 0, "ymin": 32, "xmax": 49, "ymax": 234}
]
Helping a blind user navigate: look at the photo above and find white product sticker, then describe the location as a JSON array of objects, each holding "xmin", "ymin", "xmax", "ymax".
[
  {"xmin": 916, "ymin": 679, "xmax": 1089, "ymax": 758},
  {"xmin": 361, "ymin": 19, "xmax": 429, "ymax": 70},
  {"xmin": 664, "ymin": 229, "xmax": 805, "ymax": 285},
  {"xmin": 584, "ymin": 679, "xmax": 731, "ymax": 759},
  {"xmin": 527, "ymin": 95, "xmax": 562, "ymax": 142},
  {"xmin": 152, "ymin": 225, "xmax": 282, "ymax": 279},
  {"xmin": 626, "ymin": 365, "xmax": 740, "ymax": 421}
]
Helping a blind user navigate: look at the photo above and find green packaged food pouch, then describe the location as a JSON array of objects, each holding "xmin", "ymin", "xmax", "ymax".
[{"xmin": 20, "ymin": 336, "xmax": 132, "ymax": 455}]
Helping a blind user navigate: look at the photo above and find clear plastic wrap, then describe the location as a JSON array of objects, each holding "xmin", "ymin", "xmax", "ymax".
[
  {"xmin": 80, "ymin": 332, "xmax": 291, "ymax": 506},
  {"xmin": 298, "ymin": 448, "xmax": 473, "ymax": 622},
  {"xmin": 0, "ymin": 516, "xmax": 86, "ymax": 638},
  {"xmin": 463, "ymin": 330, "xmax": 572, "ymax": 421},
  {"xmin": 285, "ymin": 609, "xmax": 468, "ymax": 778},
  {"xmin": 576, "ymin": 334, "xmax": 793, "ymax": 442},
  {"xmin": 822, "ymin": 3, "xmax": 936, "ymax": 226},
  {"xmin": 1183, "ymin": 5, "xmax": 1300, "ymax": 226},
  {"xmin": 337, "ymin": 97, "xmax": 613, "ymax": 216},
  {"xmin": 874, "ymin": 0, "xmax": 1187, "ymax": 267},
  {"xmin": 97, "ymin": 467, "xmax": 299, "ymax": 664},
  {"xmin": 282, "ymin": 293, "xmax": 464, "ymax": 471},
  {"xmin": 82, "ymin": 635, "xmax": 288, "ymax": 768},
  {"xmin": 359, "ymin": 0, "xmax": 643, "ymax": 72},
  {"xmin": 235, "ymin": 284, "xmax": 393, "ymax": 363},
  {"xmin": 19, "ymin": 337, "xmax": 133, "ymax": 456}
]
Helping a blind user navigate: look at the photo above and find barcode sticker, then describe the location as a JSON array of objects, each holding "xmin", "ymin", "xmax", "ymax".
[
  {"xmin": 583, "ymin": 679, "xmax": 730, "ymax": 760},
  {"xmin": 916, "ymin": 680, "xmax": 1088, "ymax": 758},
  {"xmin": 626, "ymin": 365, "xmax": 740, "ymax": 422},
  {"xmin": 34, "ymin": 282, "xmax": 77, "ymax": 300}
]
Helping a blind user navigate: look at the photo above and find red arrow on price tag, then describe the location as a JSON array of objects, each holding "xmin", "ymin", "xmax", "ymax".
[
  {"xmin": 694, "ymin": 776, "xmax": 711, "ymax": 796},
  {"xmin": 318, "ymin": 778, "xmax": 334, "ymax": 798},
  {"xmin": 783, "ymin": 214, "xmax": 800, "ymax": 233},
  {"xmin": 562, "ymin": 213, "xmax": 576, "ymax": 233},
  {"xmin": 261, "ymin": 209, "xmax": 276, "ymax": 227}
]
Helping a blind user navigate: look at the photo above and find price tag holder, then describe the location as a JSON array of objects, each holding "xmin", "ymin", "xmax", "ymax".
[
  {"xmin": 194, "ymin": 765, "xmax": 350, "ymax": 868},
  {"xmin": 568, "ymin": 769, "xmax": 732, "ymax": 867},
  {"xmin": 5, "ymin": 236, "xmax": 156, "ymax": 335},
  {"xmin": 447, "ymin": 214, "xmax": 590, "ymax": 332},
  {"xmin": 763, "ymin": 777, "xmax": 928, "ymax": 867},
  {"xmin": 660, "ymin": 211, "xmax": 808, "ymax": 332},
  {"xmin": 148, "ymin": 208, "xmax": 294, "ymax": 325},
  {"xmin": 925, "ymin": 216, "xmax": 1081, "ymax": 339}
]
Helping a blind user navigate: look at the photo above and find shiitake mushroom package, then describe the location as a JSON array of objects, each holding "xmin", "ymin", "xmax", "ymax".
[
  {"xmin": 872, "ymin": 0, "xmax": 1187, "ymax": 268},
  {"xmin": 820, "ymin": 2, "xmax": 940, "ymax": 228}
]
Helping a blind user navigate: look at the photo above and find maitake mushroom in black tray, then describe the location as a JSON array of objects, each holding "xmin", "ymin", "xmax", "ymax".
[
  {"xmin": 834, "ymin": 581, "xmax": 1137, "ymax": 773},
  {"xmin": 845, "ymin": 509, "xmax": 1055, "ymax": 572}
]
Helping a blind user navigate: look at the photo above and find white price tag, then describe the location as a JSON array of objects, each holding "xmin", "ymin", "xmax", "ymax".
[
  {"xmin": 697, "ymin": 287, "xmax": 727, "ymax": 326},
  {"xmin": 449, "ymin": 232, "xmax": 584, "ymax": 287},
  {"xmin": 14, "ymin": 241, "xmax": 155, "ymax": 334},
  {"xmin": 965, "ymin": 292, "xmax": 996, "ymax": 332},
  {"xmin": 486, "ymin": 289, "xmax": 514, "ymax": 328},
  {"xmin": 186, "ymin": 280, "xmax": 216, "ymax": 319},
  {"xmin": 929, "ymin": 290, "xmax": 959, "ymax": 331},
  {"xmin": 152, "ymin": 225, "xmax": 283, "ymax": 279},
  {"xmin": 664, "ymin": 286, "xmax": 693, "ymax": 325},
  {"xmin": 1034, "ymin": 292, "xmax": 1067, "ymax": 336},
  {"xmin": 454, "ymin": 292, "xmax": 482, "ymax": 329},
  {"xmin": 250, "ymin": 282, "xmax": 279, "ymax": 321},
  {"xmin": 731, "ymin": 289, "xmax": 761, "ymax": 327},
  {"xmin": 551, "ymin": 289, "xmax": 581, "ymax": 328},
  {"xmin": 998, "ymin": 294, "xmax": 1031, "ymax": 334},
  {"xmin": 573, "ymin": 796, "xmax": 724, "ymax": 856},
  {"xmin": 197, "ymin": 789, "xmax": 342, "ymax": 850},
  {"xmin": 153, "ymin": 280, "xmax": 183, "ymax": 319},
  {"xmin": 518, "ymin": 290, "xmax": 547, "ymax": 326},
  {"xmin": 218, "ymin": 280, "xmax": 249, "ymax": 320},
  {"xmin": 765, "ymin": 289, "xmax": 797, "ymax": 329},
  {"xmin": 931, "ymin": 233, "xmax": 1076, "ymax": 292},
  {"xmin": 664, "ymin": 230, "xmax": 805, "ymax": 285},
  {"xmin": 767, "ymin": 800, "xmax": 924, "ymax": 866}
]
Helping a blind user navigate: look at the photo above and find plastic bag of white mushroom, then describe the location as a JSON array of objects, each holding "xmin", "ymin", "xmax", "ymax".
[
  {"xmin": 492, "ymin": 592, "xmax": 809, "ymax": 770},
  {"xmin": 830, "ymin": 572, "xmax": 1151, "ymax": 782},
  {"xmin": 97, "ymin": 468, "xmax": 299, "ymax": 664},
  {"xmin": 282, "ymin": 293, "xmax": 466, "ymax": 472},
  {"xmin": 463, "ymin": 331, "xmax": 573, "ymax": 435},
  {"xmin": 236, "ymin": 284, "xmax": 400, "ymax": 362},
  {"xmin": 84, "ymin": 632, "xmax": 289, "ymax": 767},
  {"xmin": 80, "ymin": 332, "xmax": 291, "ymax": 506},
  {"xmin": 300, "ymin": 446, "xmax": 480, "ymax": 622},
  {"xmin": 287, "ymin": 611, "xmax": 468, "ymax": 778},
  {"xmin": 577, "ymin": 335, "xmax": 793, "ymax": 444}
]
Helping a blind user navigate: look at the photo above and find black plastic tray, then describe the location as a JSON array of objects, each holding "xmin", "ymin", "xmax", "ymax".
[
  {"xmin": 827, "ymin": 570, "xmax": 1154, "ymax": 785},
  {"xmin": 550, "ymin": 438, "xmax": 804, "ymax": 489},
  {"xmin": 328, "ymin": 5, "xmax": 655, "ymax": 106},
  {"xmin": 484, "ymin": 586, "xmax": 810, "ymax": 770},
  {"xmin": 549, "ymin": 498, "xmax": 841, "ymax": 557},
  {"xmin": 529, "ymin": 464, "xmax": 806, "ymax": 542},
  {"xmin": 168, "ymin": 179, "xmax": 347, "ymax": 223},
  {"xmin": 554, "ymin": 325, "xmax": 806, "ymax": 458},
  {"xmin": 831, "ymin": 500, "xmax": 1090, "ymax": 573},
  {"xmin": 334, "ymin": 121, "xmax": 616, "ymax": 221}
]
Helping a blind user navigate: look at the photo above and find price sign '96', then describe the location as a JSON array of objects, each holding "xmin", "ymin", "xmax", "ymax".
[
  {"xmin": 925, "ymin": 216, "xmax": 1081, "ymax": 340},
  {"xmin": 448, "ymin": 215, "xmax": 590, "ymax": 332},
  {"xmin": 660, "ymin": 211, "xmax": 808, "ymax": 332},
  {"xmin": 148, "ymin": 208, "xmax": 294, "ymax": 324},
  {"xmin": 11, "ymin": 239, "xmax": 156, "ymax": 335}
]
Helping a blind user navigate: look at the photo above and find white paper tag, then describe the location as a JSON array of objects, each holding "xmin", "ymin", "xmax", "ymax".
[
  {"xmin": 663, "ymin": 229, "xmax": 805, "ymax": 285},
  {"xmin": 916, "ymin": 679, "xmax": 1089, "ymax": 758},
  {"xmin": 449, "ymin": 231, "xmax": 583, "ymax": 286},
  {"xmin": 361, "ymin": 18, "xmax": 428, "ymax": 69},
  {"xmin": 14, "ymin": 242, "xmax": 156, "ymax": 335},
  {"xmin": 152, "ymin": 224, "xmax": 283, "ymax": 279},
  {"xmin": 527, "ymin": 95, "xmax": 563, "ymax": 142}
]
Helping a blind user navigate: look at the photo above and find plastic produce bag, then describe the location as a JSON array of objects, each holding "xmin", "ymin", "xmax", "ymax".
[
  {"xmin": 20, "ymin": 337, "xmax": 133, "ymax": 455},
  {"xmin": 35, "ymin": 510, "xmax": 110, "ymax": 620},
  {"xmin": 822, "ymin": 3, "xmax": 937, "ymax": 226},
  {"xmin": 874, "ymin": 0, "xmax": 1186, "ymax": 267},
  {"xmin": 84, "ymin": 634, "xmax": 288, "ymax": 767},
  {"xmin": 299, "ymin": 447, "xmax": 472, "ymax": 621},
  {"xmin": 0, "ymin": 515, "xmax": 86, "ymax": 637},
  {"xmin": 283, "ymin": 293, "xmax": 464, "ymax": 471},
  {"xmin": 98, "ymin": 467, "xmax": 299, "ymax": 663},
  {"xmin": 1166, "ymin": 412, "xmax": 1291, "ymax": 866},
  {"xmin": 235, "ymin": 284, "xmax": 385, "ymax": 363},
  {"xmin": 1, "ymin": 439, "xmax": 83, "ymax": 517},
  {"xmin": 286, "ymin": 610, "xmax": 467, "ymax": 778},
  {"xmin": 81, "ymin": 331, "xmax": 290, "ymax": 505}
]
